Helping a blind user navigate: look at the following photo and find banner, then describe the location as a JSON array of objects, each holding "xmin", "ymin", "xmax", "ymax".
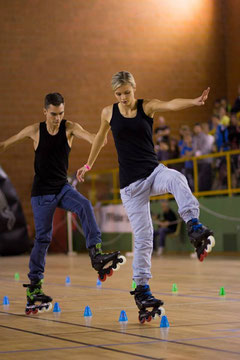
[{"xmin": 98, "ymin": 204, "xmax": 132, "ymax": 233}]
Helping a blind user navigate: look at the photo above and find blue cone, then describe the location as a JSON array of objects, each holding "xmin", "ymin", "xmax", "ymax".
[
  {"xmin": 96, "ymin": 278, "xmax": 102, "ymax": 288},
  {"xmin": 84, "ymin": 305, "xmax": 92, "ymax": 317},
  {"xmin": 65, "ymin": 276, "xmax": 71, "ymax": 285},
  {"xmin": 160, "ymin": 315, "xmax": 169, "ymax": 328},
  {"xmin": 53, "ymin": 302, "xmax": 61, "ymax": 313},
  {"xmin": 119, "ymin": 310, "xmax": 128, "ymax": 322},
  {"xmin": 3, "ymin": 296, "xmax": 9, "ymax": 305}
]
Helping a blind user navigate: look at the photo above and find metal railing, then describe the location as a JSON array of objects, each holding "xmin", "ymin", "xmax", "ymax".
[{"xmin": 82, "ymin": 149, "xmax": 240, "ymax": 205}]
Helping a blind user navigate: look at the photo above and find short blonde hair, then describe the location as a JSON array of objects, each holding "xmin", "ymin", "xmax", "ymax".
[{"xmin": 111, "ymin": 71, "xmax": 136, "ymax": 91}]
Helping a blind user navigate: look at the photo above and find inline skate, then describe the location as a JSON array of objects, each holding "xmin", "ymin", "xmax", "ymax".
[
  {"xmin": 130, "ymin": 285, "xmax": 165, "ymax": 324},
  {"xmin": 89, "ymin": 243, "xmax": 126, "ymax": 282},
  {"xmin": 23, "ymin": 280, "xmax": 52, "ymax": 315},
  {"xmin": 187, "ymin": 218, "xmax": 215, "ymax": 262}
]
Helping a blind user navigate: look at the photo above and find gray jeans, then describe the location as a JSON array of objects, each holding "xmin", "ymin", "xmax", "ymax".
[{"xmin": 120, "ymin": 164, "xmax": 199, "ymax": 285}]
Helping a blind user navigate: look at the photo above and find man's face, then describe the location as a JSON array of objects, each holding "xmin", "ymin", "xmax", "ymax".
[
  {"xmin": 194, "ymin": 125, "xmax": 202, "ymax": 135},
  {"xmin": 114, "ymin": 83, "xmax": 135, "ymax": 106},
  {"xmin": 44, "ymin": 103, "xmax": 65, "ymax": 127}
]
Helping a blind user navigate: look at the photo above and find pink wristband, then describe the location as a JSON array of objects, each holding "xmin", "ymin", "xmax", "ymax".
[{"xmin": 84, "ymin": 164, "xmax": 91, "ymax": 170}]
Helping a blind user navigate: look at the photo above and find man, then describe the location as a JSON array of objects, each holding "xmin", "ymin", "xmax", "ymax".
[
  {"xmin": 153, "ymin": 201, "xmax": 177, "ymax": 256},
  {"xmin": 0, "ymin": 92, "xmax": 125, "ymax": 314}
]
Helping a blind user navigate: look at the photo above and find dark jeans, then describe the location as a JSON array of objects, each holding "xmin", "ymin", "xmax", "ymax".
[
  {"xmin": 154, "ymin": 227, "xmax": 173, "ymax": 248},
  {"xmin": 29, "ymin": 183, "xmax": 101, "ymax": 282}
]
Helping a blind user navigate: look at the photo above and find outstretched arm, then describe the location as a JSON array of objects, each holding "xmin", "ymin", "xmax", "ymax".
[
  {"xmin": 67, "ymin": 121, "xmax": 96, "ymax": 144},
  {"xmin": 145, "ymin": 88, "xmax": 210, "ymax": 116},
  {"xmin": 77, "ymin": 107, "xmax": 111, "ymax": 182},
  {"xmin": 0, "ymin": 124, "xmax": 37, "ymax": 153}
]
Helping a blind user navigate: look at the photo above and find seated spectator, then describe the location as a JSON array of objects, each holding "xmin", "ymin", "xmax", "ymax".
[
  {"xmin": 231, "ymin": 84, "xmax": 240, "ymax": 114},
  {"xmin": 152, "ymin": 201, "xmax": 177, "ymax": 256},
  {"xmin": 192, "ymin": 123, "xmax": 212, "ymax": 191}
]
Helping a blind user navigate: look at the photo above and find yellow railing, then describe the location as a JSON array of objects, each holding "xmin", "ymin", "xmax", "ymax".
[{"xmin": 84, "ymin": 149, "xmax": 240, "ymax": 205}]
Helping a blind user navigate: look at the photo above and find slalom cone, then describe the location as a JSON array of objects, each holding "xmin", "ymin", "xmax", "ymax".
[
  {"xmin": 2, "ymin": 296, "xmax": 9, "ymax": 305},
  {"xmin": 84, "ymin": 306, "xmax": 92, "ymax": 317},
  {"xmin": 160, "ymin": 315, "xmax": 169, "ymax": 328},
  {"xmin": 219, "ymin": 287, "xmax": 226, "ymax": 296},
  {"xmin": 119, "ymin": 310, "xmax": 128, "ymax": 322},
  {"xmin": 53, "ymin": 302, "xmax": 61, "ymax": 313}
]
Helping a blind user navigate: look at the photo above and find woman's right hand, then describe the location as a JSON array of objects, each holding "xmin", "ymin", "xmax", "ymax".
[{"xmin": 77, "ymin": 165, "xmax": 90, "ymax": 182}]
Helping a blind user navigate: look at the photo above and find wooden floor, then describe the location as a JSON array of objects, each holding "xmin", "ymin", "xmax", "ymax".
[{"xmin": 0, "ymin": 254, "xmax": 240, "ymax": 360}]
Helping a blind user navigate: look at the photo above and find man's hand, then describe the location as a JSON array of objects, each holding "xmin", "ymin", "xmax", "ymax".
[
  {"xmin": 193, "ymin": 87, "xmax": 210, "ymax": 106},
  {"xmin": 77, "ymin": 165, "xmax": 90, "ymax": 182}
]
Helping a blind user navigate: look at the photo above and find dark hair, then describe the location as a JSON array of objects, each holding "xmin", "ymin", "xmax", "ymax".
[
  {"xmin": 44, "ymin": 93, "xmax": 64, "ymax": 108},
  {"xmin": 194, "ymin": 122, "xmax": 202, "ymax": 128}
]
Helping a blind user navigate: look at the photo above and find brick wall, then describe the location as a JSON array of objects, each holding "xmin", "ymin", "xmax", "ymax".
[
  {"xmin": 0, "ymin": 0, "xmax": 229, "ymax": 230},
  {"xmin": 224, "ymin": 0, "xmax": 240, "ymax": 104}
]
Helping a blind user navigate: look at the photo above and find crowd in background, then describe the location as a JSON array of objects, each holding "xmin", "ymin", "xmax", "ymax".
[{"xmin": 153, "ymin": 86, "xmax": 240, "ymax": 192}]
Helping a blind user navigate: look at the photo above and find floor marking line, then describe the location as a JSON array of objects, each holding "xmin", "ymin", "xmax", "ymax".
[
  {"xmin": 0, "ymin": 324, "xmax": 164, "ymax": 360},
  {"xmin": 1, "ymin": 311, "xmax": 240, "ymax": 356}
]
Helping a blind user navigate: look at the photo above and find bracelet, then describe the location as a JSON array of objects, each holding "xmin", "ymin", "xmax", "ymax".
[{"xmin": 84, "ymin": 164, "xmax": 91, "ymax": 170}]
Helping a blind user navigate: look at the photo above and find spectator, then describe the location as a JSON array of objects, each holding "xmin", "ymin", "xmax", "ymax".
[
  {"xmin": 168, "ymin": 137, "xmax": 180, "ymax": 159},
  {"xmin": 180, "ymin": 134, "xmax": 194, "ymax": 191},
  {"xmin": 192, "ymin": 123, "xmax": 212, "ymax": 191},
  {"xmin": 212, "ymin": 98, "xmax": 221, "ymax": 116},
  {"xmin": 228, "ymin": 113, "xmax": 240, "ymax": 150},
  {"xmin": 231, "ymin": 84, "xmax": 240, "ymax": 114},
  {"xmin": 156, "ymin": 141, "xmax": 170, "ymax": 161},
  {"xmin": 219, "ymin": 106, "xmax": 230, "ymax": 127},
  {"xmin": 215, "ymin": 119, "xmax": 229, "ymax": 152},
  {"xmin": 178, "ymin": 125, "xmax": 191, "ymax": 152},
  {"xmin": 154, "ymin": 116, "xmax": 170, "ymax": 144},
  {"xmin": 202, "ymin": 122, "xmax": 215, "ymax": 152},
  {"xmin": 209, "ymin": 114, "xmax": 220, "ymax": 136},
  {"xmin": 152, "ymin": 201, "xmax": 177, "ymax": 256}
]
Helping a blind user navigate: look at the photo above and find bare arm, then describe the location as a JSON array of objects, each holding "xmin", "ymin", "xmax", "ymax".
[
  {"xmin": 144, "ymin": 88, "xmax": 210, "ymax": 116},
  {"xmin": 76, "ymin": 106, "xmax": 111, "ymax": 182},
  {"xmin": 67, "ymin": 121, "xmax": 95, "ymax": 144},
  {"xmin": 0, "ymin": 124, "xmax": 38, "ymax": 153}
]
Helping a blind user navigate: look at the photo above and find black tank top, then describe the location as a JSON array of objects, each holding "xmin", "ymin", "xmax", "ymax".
[
  {"xmin": 110, "ymin": 100, "xmax": 158, "ymax": 189},
  {"xmin": 31, "ymin": 120, "xmax": 71, "ymax": 196}
]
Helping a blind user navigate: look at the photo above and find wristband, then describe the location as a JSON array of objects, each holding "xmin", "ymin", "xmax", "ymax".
[{"xmin": 84, "ymin": 164, "xmax": 91, "ymax": 170}]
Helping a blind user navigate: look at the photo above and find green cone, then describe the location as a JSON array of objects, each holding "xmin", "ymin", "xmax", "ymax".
[
  {"xmin": 219, "ymin": 286, "xmax": 226, "ymax": 296},
  {"xmin": 131, "ymin": 280, "xmax": 136, "ymax": 290},
  {"xmin": 172, "ymin": 283, "xmax": 178, "ymax": 293},
  {"xmin": 14, "ymin": 272, "xmax": 20, "ymax": 281}
]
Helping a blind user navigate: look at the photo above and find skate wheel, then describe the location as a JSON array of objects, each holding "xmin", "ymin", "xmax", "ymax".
[
  {"xmin": 107, "ymin": 268, "xmax": 113, "ymax": 277},
  {"xmin": 139, "ymin": 315, "xmax": 145, "ymax": 324},
  {"xmin": 47, "ymin": 302, "xmax": 53, "ymax": 311},
  {"xmin": 99, "ymin": 274, "xmax": 107, "ymax": 282},
  {"xmin": 25, "ymin": 309, "xmax": 32, "ymax": 315},
  {"xmin": 32, "ymin": 309, "xmax": 38, "ymax": 315},
  {"xmin": 118, "ymin": 255, "xmax": 126, "ymax": 265},
  {"xmin": 113, "ymin": 263, "xmax": 120, "ymax": 272},
  {"xmin": 160, "ymin": 307, "xmax": 165, "ymax": 316},
  {"xmin": 208, "ymin": 235, "xmax": 215, "ymax": 247},
  {"xmin": 38, "ymin": 307, "xmax": 45, "ymax": 313},
  {"xmin": 146, "ymin": 315, "xmax": 152, "ymax": 322}
]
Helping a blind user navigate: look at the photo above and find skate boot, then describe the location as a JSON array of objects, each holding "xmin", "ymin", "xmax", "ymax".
[
  {"xmin": 23, "ymin": 280, "xmax": 53, "ymax": 315},
  {"xmin": 130, "ymin": 285, "xmax": 165, "ymax": 324},
  {"xmin": 187, "ymin": 218, "xmax": 215, "ymax": 262},
  {"xmin": 89, "ymin": 243, "xmax": 126, "ymax": 282}
]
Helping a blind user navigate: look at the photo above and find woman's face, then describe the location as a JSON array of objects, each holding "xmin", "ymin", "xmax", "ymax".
[{"xmin": 114, "ymin": 83, "xmax": 135, "ymax": 106}]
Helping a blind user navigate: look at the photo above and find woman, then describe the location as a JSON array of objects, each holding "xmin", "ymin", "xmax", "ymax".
[{"xmin": 77, "ymin": 71, "xmax": 215, "ymax": 322}]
